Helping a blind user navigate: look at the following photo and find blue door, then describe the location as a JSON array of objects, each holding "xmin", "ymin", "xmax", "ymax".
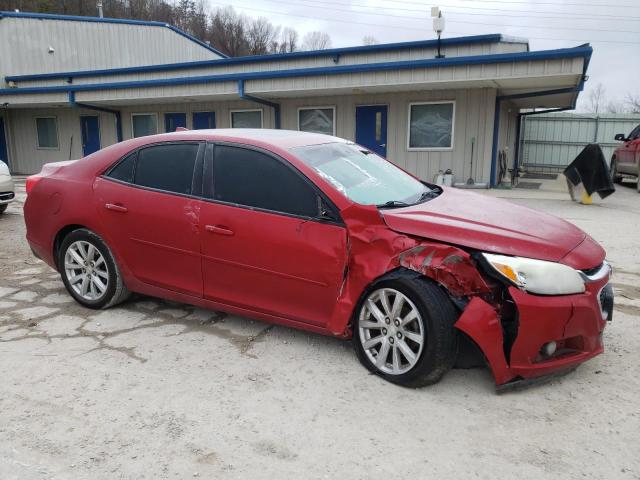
[
  {"xmin": 0, "ymin": 116, "xmax": 8, "ymax": 168},
  {"xmin": 192, "ymin": 111, "xmax": 216, "ymax": 130},
  {"xmin": 165, "ymin": 112, "xmax": 187, "ymax": 132},
  {"xmin": 355, "ymin": 105, "xmax": 388, "ymax": 157},
  {"xmin": 80, "ymin": 116, "xmax": 101, "ymax": 156}
]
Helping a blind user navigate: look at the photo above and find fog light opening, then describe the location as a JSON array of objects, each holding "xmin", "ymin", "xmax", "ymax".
[{"xmin": 541, "ymin": 341, "xmax": 557, "ymax": 357}]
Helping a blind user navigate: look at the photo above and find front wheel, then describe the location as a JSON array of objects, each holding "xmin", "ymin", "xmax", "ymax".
[
  {"xmin": 611, "ymin": 158, "xmax": 622, "ymax": 184},
  {"xmin": 353, "ymin": 273, "xmax": 458, "ymax": 387},
  {"xmin": 58, "ymin": 228, "xmax": 130, "ymax": 309},
  {"xmin": 0, "ymin": 204, "xmax": 7, "ymax": 214}
]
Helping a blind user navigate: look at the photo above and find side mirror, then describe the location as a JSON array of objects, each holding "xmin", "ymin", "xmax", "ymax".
[
  {"xmin": 614, "ymin": 133, "xmax": 627, "ymax": 142},
  {"xmin": 317, "ymin": 196, "xmax": 339, "ymax": 222}
]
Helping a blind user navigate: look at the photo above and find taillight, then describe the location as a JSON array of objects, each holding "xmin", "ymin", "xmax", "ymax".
[{"xmin": 25, "ymin": 175, "xmax": 43, "ymax": 195}]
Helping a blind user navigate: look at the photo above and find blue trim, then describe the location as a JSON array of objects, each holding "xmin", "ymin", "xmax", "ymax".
[
  {"xmin": 0, "ymin": 46, "xmax": 593, "ymax": 96},
  {"xmin": 0, "ymin": 10, "xmax": 165, "ymax": 26},
  {"xmin": 68, "ymin": 92, "xmax": 122, "ymax": 142},
  {"xmin": 238, "ymin": 80, "xmax": 281, "ymax": 129},
  {"xmin": 4, "ymin": 33, "xmax": 506, "ymax": 82},
  {"xmin": 0, "ymin": 10, "xmax": 227, "ymax": 58}
]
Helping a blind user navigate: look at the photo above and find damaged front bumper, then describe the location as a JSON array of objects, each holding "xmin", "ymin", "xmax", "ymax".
[{"xmin": 456, "ymin": 263, "xmax": 613, "ymax": 389}]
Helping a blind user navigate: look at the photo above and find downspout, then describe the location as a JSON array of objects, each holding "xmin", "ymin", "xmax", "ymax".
[
  {"xmin": 68, "ymin": 91, "xmax": 123, "ymax": 142},
  {"xmin": 237, "ymin": 79, "xmax": 281, "ymax": 129}
]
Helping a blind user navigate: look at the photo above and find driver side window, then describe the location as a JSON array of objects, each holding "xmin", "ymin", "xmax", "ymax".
[{"xmin": 212, "ymin": 145, "xmax": 320, "ymax": 218}]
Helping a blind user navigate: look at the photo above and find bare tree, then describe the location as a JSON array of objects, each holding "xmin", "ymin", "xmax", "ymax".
[
  {"xmin": 362, "ymin": 35, "xmax": 379, "ymax": 46},
  {"xmin": 625, "ymin": 93, "xmax": 640, "ymax": 114},
  {"xmin": 246, "ymin": 17, "xmax": 279, "ymax": 55},
  {"xmin": 208, "ymin": 6, "xmax": 249, "ymax": 57},
  {"xmin": 276, "ymin": 27, "xmax": 298, "ymax": 53},
  {"xmin": 587, "ymin": 83, "xmax": 607, "ymax": 114},
  {"xmin": 302, "ymin": 31, "xmax": 332, "ymax": 51}
]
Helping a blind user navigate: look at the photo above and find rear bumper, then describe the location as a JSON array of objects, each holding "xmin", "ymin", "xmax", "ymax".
[
  {"xmin": 0, "ymin": 176, "xmax": 15, "ymax": 204},
  {"xmin": 456, "ymin": 264, "xmax": 612, "ymax": 388}
]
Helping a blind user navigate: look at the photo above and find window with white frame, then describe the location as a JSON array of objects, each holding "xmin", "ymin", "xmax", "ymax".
[
  {"xmin": 298, "ymin": 106, "xmax": 335, "ymax": 135},
  {"xmin": 408, "ymin": 102, "xmax": 455, "ymax": 149},
  {"xmin": 230, "ymin": 109, "xmax": 263, "ymax": 128},
  {"xmin": 132, "ymin": 113, "xmax": 158, "ymax": 138},
  {"xmin": 35, "ymin": 117, "xmax": 59, "ymax": 149}
]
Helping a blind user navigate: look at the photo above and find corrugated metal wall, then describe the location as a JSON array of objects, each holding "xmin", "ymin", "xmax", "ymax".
[
  {"xmin": 8, "ymin": 88, "xmax": 499, "ymax": 183},
  {"xmin": 521, "ymin": 113, "xmax": 640, "ymax": 170},
  {"xmin": 0, "ymin": 17, "xmax": 220, "ymax": 80}
]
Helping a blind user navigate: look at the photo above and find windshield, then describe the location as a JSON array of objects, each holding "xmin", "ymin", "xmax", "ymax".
[{"xmin": 292, "ymin": 142, "xmax": 434, "ymax": 207}]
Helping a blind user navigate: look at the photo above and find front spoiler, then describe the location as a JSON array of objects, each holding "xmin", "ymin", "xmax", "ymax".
[{"xmin": 495, "ymin": 367, "xmax": 577, "ymax": 393}]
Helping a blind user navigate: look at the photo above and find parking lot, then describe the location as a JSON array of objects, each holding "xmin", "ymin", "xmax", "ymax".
[{"xmin": 1, "ymin": 178, "xmax": 639, "ymax": 480}]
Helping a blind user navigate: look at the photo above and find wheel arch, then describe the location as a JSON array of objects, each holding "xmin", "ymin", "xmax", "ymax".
[{"xmin": 53, "ymin": 224, "xmax": 88, "ymax": 270}]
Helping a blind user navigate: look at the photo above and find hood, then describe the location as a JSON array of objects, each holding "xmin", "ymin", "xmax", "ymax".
[{"xmin": 381, "ymin": 187, "xmax": 603, "ymax": 268}]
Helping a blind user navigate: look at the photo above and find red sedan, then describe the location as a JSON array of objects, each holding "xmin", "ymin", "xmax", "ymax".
[{"xmin": 23, "ymin": 130, "xmax": 613, "ymax": 389}]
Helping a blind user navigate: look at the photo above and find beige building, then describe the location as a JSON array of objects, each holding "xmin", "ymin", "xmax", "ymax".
[{"xmin": 0, "ymin": 11, "xmax": 592, "ymax": 186}]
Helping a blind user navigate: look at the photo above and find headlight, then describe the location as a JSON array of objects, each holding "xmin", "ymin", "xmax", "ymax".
[
  {"xmin": 0, "ymin": 161, "xmax": 9, "ymax": 176},
  {"xmin": 481, "ymin": 253, "xmax": 585, "ymax": 295}
]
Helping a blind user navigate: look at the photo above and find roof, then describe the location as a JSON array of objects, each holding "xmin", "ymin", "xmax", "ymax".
[
  {"xmin": 0, "ymin": 45, "xmax": 592, "ymax": 96},
  {"xmin": 0, "ymin": 10, "xmax": 228, "ymax": 58},
  {"xmin": 5, "ymin": 33, "xmax": 513, "ymax": 82}
]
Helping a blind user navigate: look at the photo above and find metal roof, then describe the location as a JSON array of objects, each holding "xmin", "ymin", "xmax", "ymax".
[
  {"xmin": 0, "ymin": 45, "xmax": 592, "ymax": 97},
  {"xmin": 4, "ymin": 33, "xmax": 511, "ymax": 82}
]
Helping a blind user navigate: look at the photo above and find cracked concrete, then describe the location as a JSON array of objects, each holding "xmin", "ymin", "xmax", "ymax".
[{"xmin": 0, "ymin": 178, "xmax": 639, "ymax": 480}]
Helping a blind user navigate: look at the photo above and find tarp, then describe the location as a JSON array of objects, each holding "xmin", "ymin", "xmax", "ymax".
[{"xmin": 563, "ymin": 143, "xmax": 615, "ymax": 199}]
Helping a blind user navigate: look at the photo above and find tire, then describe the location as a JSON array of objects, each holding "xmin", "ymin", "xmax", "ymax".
[
  {"xmin": 0, "ymin": 204, "xmax": 7, "ymax": 214},
  {"xmin": 58, "ymin": 228, "xmax": 130, "ymax": 309},
  {"xmin": 611, "ymin": 158, "xmax": 622, "ymax": 184},
  {"xmin": 353, "ymin": 270, "xmax": 458, "ymax": 388}
]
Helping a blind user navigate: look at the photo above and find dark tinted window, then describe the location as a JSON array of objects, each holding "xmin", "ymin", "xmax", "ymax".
[
  {"xmin": 107, "ymin": 152, "xmax": 136, "ymax": 183},
  {"xmin": 213, "ymin": 146, "xmax": 318, "ymax": 217},
  {"xmin": 135, "ymin": 143, "xmax": 199, "ymax": 195}
]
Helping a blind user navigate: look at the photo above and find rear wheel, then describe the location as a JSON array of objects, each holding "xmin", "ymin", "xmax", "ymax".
[
  {"xmin": 353, "ymin": 273, "xmax": 458, "ymax": 387},
  {"xmin": 58, "ymin": 229, "xmax": 130, "ymax": 309}
]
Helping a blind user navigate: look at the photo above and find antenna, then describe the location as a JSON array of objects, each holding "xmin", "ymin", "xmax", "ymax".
[{"xmin": 431, "ymin": 6, "xmax": 445, "ymax": 59}]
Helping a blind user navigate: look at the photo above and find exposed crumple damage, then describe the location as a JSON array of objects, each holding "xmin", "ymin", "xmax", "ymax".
[
  {"xmin": 397, "ymin": 245, "xmax": 492, "ymax": 298},
  {"xmin": 327, "ymin": 204, "xmax": 494, "ymax": 337},
  {"xmin": 329, "ymin": 203, "xmax": 610, "ymax": 388}
]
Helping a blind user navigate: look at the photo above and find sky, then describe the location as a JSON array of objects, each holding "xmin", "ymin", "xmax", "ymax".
[{"xmin": 205, "ymin": 0, "xmax": 640, "ymax": 112}]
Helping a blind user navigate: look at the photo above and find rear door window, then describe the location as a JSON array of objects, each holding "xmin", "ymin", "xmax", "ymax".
[
  {"xmin": 134, "ymin": 143, "xmax": 199, "ymax": 195},
  {"xmin": 212, "ymin": 145, "xmax": 318, "ymax": 218}
]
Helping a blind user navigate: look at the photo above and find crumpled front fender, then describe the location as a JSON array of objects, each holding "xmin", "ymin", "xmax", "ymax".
[{"xmin": 327, "ymin": 204, "xmax": 493, "ymax": 336}]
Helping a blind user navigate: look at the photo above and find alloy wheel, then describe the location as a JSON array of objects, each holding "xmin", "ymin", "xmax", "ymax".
[
  {"xmin": 358, "ymin": 288, "xmax": 425, "ymax": 375},
  {"xmin": 64, "ymin": 240, "xmax": 109, "ymax": 301}
]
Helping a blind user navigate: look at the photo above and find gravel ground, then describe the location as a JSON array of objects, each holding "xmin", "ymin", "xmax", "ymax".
[{"xmin": 1, "ymin": 178, "xmax": 639, "ymax": 479}]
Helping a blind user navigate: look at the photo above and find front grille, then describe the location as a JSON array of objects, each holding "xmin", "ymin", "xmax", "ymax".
[
  {"xmin": 0, "ymin": 192, "xmax": 15, "ymax": 201},
  {"xmin": 581, "ymin": 261, "xmax": 611, "ymax": 282},
  {"xmin": 599, "ymin": 283, "xmax": 614, "ymax": 321}
]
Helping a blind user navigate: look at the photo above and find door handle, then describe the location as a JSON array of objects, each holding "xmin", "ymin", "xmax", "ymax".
[
  {"xmin": 104, "ymin": 203, "xmax": 128, "ymax": 213},
  {"xmin": 205, "ymin": 225, "xmax": 234, "ymax": 236}
]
